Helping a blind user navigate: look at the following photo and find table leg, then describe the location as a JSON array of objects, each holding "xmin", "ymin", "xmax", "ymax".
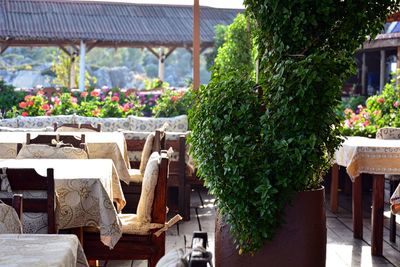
[
  {"xmin": 371, "ymin": 174, "xmax": 384, "ymax": 256},
  {"xmin": 330, "ymin": 164, "xmax": 339, "ymax": 213},
  {"xmin": 353, "ymin": 175, "xmax": 363, "ymax": 239}
]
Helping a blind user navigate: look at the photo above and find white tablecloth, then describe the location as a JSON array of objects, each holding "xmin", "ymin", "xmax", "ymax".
[{"xmin": 0, "ymin": 234, "xmax": 88, "ymax": 267}]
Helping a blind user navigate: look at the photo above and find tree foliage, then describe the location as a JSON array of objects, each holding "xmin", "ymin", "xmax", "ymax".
[{"xmin": 190, "ymin": 1, "xmax": 400, "ymax": 254}]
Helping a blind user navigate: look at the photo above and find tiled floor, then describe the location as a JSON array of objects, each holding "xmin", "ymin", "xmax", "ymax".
[{"xmin": 97, "ymin": 188, "xmax": 400, "ymax": 267}]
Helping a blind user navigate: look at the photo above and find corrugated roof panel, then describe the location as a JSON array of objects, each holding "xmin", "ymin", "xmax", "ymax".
[{"xmin": 0, "ymin": 0, "xmax": 242, "ymax": 45}]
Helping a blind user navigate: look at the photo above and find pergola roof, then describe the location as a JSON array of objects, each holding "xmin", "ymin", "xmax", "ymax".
[{"xmin": 0, "ymin": 0, "xmax": 242, "ymax": 48}]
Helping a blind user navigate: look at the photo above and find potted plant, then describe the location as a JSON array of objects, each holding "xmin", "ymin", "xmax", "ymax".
[{"xmin": 189, "ymin": 2, "xmax": 398, "ymax": 266}]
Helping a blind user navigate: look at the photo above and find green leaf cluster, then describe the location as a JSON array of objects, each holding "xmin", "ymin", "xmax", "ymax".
[
  {"xmin": 190, "ymin": 1, "xmax": 400, "ymax": 254},
  {"xmin": 0, "ymin": 80, "xmax": 24, "ymax": 116}
]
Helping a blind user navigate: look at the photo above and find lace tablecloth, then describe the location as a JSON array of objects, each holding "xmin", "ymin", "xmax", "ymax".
[
  {"xmin": 335, "ymin": 136, "xmax": 400, "ymax": 181},
  {"xmin": 0, "ymin": 132, "xmax": 131, "ymax": 184},
  {"xmin": 0, "ymin": 159, "xmax": 124, "ymax": 248},
  {"xmin": 0, "ymin": 234, "xmax": 88, "ymax": 267},
  {"xmin": 0, "ymin": 201, "xmax": 22, "ymax": 234}
]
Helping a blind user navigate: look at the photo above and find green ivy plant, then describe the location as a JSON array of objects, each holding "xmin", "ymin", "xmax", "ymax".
[{"xmin": 190, "ymin": 1, "xmax": 400, "ymax": 254}]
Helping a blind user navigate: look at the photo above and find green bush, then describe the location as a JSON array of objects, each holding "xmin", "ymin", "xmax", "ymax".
[
  {"xmin": 152, "ymin": 88, "xmax": 193, "ymax": 117},
  {"xmin": 190, "ymin": 1, "xmax": 400, "ymax": 254},
  {"xmin": 0, "ymin": 80, "xmax": 24, "ymax": 116}
]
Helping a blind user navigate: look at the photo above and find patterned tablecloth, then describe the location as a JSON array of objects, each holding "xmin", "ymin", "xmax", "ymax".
[
  {"xmin": 335, "ymin": 136, "xmax": 400, "ymax": 181},
  {"xmin": 0, "ymin": 234, "xmax": 88, "ymax": 267},
  {"xmin": 335, "ymin": 136, "xmax": 400, "ymax": 216},
  {"xmin": 0, "ymin": 201, "xmax": 22, "ymax": 234},
  {"xmin": 0, "ymin": 159, "xmax": 124, "ymax": 248},
  {"xmin": 0, "ymin": 132, "xmax": 131, "ymax": 184}
]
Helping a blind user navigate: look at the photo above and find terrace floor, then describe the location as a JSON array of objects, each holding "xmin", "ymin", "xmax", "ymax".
[{"xmin": 97, "ymin": 187, "xmax": 400, "ymax": 267}]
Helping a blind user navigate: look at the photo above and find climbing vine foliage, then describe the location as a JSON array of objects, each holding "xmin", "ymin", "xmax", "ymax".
[{"xmin": 190, "ymin": 2, "xmax": 400, "ymax": 254}]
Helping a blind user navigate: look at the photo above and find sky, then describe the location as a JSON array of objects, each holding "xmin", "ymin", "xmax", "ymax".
[{"xmin": 88, "ymin": 0, "xmax": 245, "ymax": 9}]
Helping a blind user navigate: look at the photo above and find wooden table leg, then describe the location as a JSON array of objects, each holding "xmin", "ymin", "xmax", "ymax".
[
  {"xmin": 371, "ymin": 174, "xmax": 384, "ymax": 256},
  {"xmin": 353, "ymin": 175, "xmax": 363, "ymax": 239},
  {"xmin": 330, "ymin": 164, "xmax": 339, "ymax": 213}
]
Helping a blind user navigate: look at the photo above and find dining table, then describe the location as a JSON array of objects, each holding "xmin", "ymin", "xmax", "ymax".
[
  {"xmin": 0, "ymin": 158, "xmax": 125, "ymax": 248},
  {"xmin": 0, "ymin": 200, "xmax": 22, "ymax": 234},
  {"xmin": 0, "ymin": 234, "xmax": 89, "ymax": 267},
  {"xmin": 331, "ymin": 136, "xmax": 400, "ymax": 256},
  {"xmin": 0, "ymin": 131, "xmax": 131, "ymax": 184}
]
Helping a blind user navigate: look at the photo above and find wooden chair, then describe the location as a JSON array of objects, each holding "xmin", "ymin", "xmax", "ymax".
[
  {"xmin": 20, "ymin": 133, "xmax": 87, "ymax": 153},
  {"xmin": 0, "ymin": 168, "xmax": 56, "ymax": 234},
  {"xmin": 54, "ymin": 122, "xmax": 102, "ymax": 132},
  {"xmin": 83, "ymin": 151, "xmax": 170, "ymax": 267},
  {"xmin": 122, "ymin": 128, "xmax": 166, "ymax": 213}
]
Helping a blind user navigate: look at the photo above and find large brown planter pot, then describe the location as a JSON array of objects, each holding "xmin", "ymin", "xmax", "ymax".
[{"xmin": 215, "ymin": 186, "xmax": 326, "ymax": 267}]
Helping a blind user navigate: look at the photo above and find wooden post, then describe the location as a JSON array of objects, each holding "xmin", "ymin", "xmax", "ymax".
[
  {"xmin": 352, "ymin": 175, "xmax": 363, "ymax": 239},
  {"xmin": 79, "ymin": 40, "xmax": 86, "ymax": 92},
  {"xmin": 361, "ymin": 52, "xmax": 367, "ymax": 95},
  {"xmin": 380, "ymin": 49, "xmax": 386, "ymax": 93},
  {"xmin": 193, "ymin": 0, "xmax": 200, "ymax": 90},
  {"xmin": 371, "ymin": 174, "xmax": 384, "ymax": 256},
  {"xmin": 70, "ymin": 54, "xmax": 76, "ymax": 89},
  {"xmin": 330, "ymin": 164, "xmax": 339, "ymax": 213},
  {"xmin": 158, "ymin": 48, "xmax": 165, "ymax": 81}
]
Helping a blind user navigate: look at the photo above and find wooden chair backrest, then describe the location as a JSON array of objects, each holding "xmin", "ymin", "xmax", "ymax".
[
  {"xmin": 153, "ymin": 128, "xmax": 166, "ymax": 153},
  {"xmin": 26, "ymin": 133, "xmax": 86, "ymax": 148},
  {"xmin": 54, "ymin": 122, "xmax": 102, "ymax": 132},
  {"xmin": 0, "ymin": 168, "xmax": 56, "ymax": 233},
  {"xmin": 12, "ymin": 194, "xmax": 23, "ymax": 220},
  {"xmin": 151, "ymin": 151, "xmax": 169, "ymax": 225}
]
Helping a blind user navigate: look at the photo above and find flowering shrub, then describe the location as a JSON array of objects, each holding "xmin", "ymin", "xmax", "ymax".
[
  {"xmin": 340, "ymin": 77, "xmax": 400, "ymax": 137},
  {"xmin": 137, "ymin": 92, "xmax": 161, "ymax": 116},
  {"xmin": 152, "ymin": 88, "xmax": 193, "ymax": 117},
  {"xmin": 51, "ymin": 93, "xmax": 79, "ymax": 115},
  {"xmin": 5, "ymin": 89, "xmax": 144, "ymax": 118},
  {"xmin": 13, "ymin": 90, "xmax": 50, "ymax": 117}
]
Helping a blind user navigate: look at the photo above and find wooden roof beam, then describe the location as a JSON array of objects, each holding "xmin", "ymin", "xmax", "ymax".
[
  {"xmin": 0, "ymin": 44, "xmax": 9, "ymax": 55},
  {"xmin": 145, "ymin": 46, "xmax": 159, "ymax": 58}
]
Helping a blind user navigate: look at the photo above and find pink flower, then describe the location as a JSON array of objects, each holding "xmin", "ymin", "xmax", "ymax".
[
  {"xmin": 71, "ymin": 97, "xmax": 78, "ymax": 104},
  {"xmin": 80, "ymin": 92, "xmax": 88, "ymax": 98},
  {"xmin": 363, "ymin": 120, "xmax": 370, "ymax": 127},
  {"xmin": 36, "ymin": 90, "xmax": 44, "ymax": 96},
  {"xmin": 377, "ymin": 97, "xmax": 385, "ymax": 104},
  {"xmin": 24, "ymin": 95, "xmax": 32, "ymax": 101},
  {"xmin": 41, "ymin": 104, "xmax": 50, "ymax": 111},
  {"xmin": 90, "ymin": 91, "xmax": 100, "ymax": 97},
  {"xmin": 344, "ymin": 108, "xmax": 353, "ymax": 115},
  {"xmin": 26, "ymin": 101, "xmax": 34, "ymax": 107},
  {"xmin": 18, "ymin": 102, "xmax": 27, "ymax": 108},
  {"xmin": 53, "ymin": 97, "xmax": 60, "ymax": 105},
  {"xmin": 394, "ymin": 101, "xmax": 399, "ymax": 108},
  {"xmin": 344, "ymin": 119, "xmax": 353, "ymax": 128},
  {"xmin": 122, "ymin": 103, "xmax": 130, "ymax": 112},
  {"xmin": 21, "ymin": 111, "xmax": 29, "ymax": 117},
  {"xmin": 111, "ymin": 96, "xmax": 119, "ymax": 102}
]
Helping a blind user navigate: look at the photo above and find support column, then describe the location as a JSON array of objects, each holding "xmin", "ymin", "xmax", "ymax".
[
  {"xmin": 397, "ymin": 47, "xmax": 400, "ymax": 82},
  {"xmin": 193, "ymin": 0, "xmax": 200, "ymax": 90},
  {"xmin": 158, "ymin": 48, "xmax": 165, "ymax": 81},
  {"xmin": 361, "ymin": 52, "xmax": 367, "ymax": 95},
  {"xmin": 380, "ymin": 49, "xmax": 386, "ymax": 92},
  {"xmin": 70, "ymin": 53, "xmax": 76, "ymax": 89},
  {"xmin": 79, "ymin": 40, "xmax": 86, "ymax": 92}
]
